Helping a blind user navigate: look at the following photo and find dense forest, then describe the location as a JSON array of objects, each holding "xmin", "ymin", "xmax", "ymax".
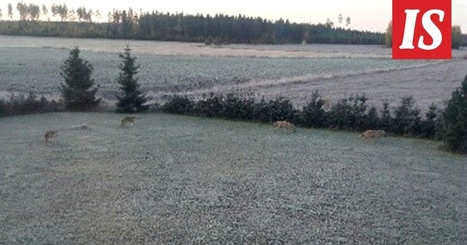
[{"xmin": 0, "ymin": 3, "xmax": 385, "ymax": 44}]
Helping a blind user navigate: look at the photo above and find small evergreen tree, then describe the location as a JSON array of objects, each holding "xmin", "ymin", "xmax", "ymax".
[
  {"xmin": 328, "ymin": 95, "xmax": 368, "ymax": 131},
  {"xmin": 194, "ymin": 93, "xmax": 222, "ymax": 118},
  {"xmin": 392, "ymin": 97, "xmax": 421, "ymax": 135},
  {"xmin": 349, "ymin": 95, "xmax": 369, "ymax": 131},
  {"xmin": 365, "ymin": 106, "xmax": 380, "ymax": 130},
  {"xmin": 59, "ymin": 47, "xmax": 100, "ymax": 111},
  {"xmin": 116, "ymin": 45, "xmax": 148, "ymax": 113},
  {"xmin": 252, "ymin": 97, "xmax": 271, "ymax": 123},
  {"xmin": 160, "ymin": 95, "xmax": 193, "ymax": 115},
  {"xmin": 438, "ymin": 75, "xmax": 467, "ymax": 153},
  {"xmin": 379, "ymin": 102, "xmax": 392, "ymax": 132},
  {"xmin": 221, "ymin": 93, "xmax": 255, "ymax": 120},
  {"xmin": 300, "ymin": 91, "xmax": 328, "ymax": 128},
  {"xmin": 328, "ymin": 98, "xmax": 353, "ymax": 130},
  {"xmin": 269, "ymin": 97, "xmax": 297, "ymax": 123},
  {"xmin": 421, "ymin": 103, "xmax": 438, "ymax": 139}
]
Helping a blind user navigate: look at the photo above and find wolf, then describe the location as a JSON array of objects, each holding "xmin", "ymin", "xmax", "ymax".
[
  {"xmin": 359, "ymin": 130, "xmax": 386, "ymax": 139},
  {"xmin": 44, "ymin": 130, "xmax": 57, "ymax": 145},
  {"xmin": 120, "ymin": 115, "xmax": 139, "ymax": 127},
  {"xmin": 273, "ymin": 120, "xmax": 297, "ymax": 133}
]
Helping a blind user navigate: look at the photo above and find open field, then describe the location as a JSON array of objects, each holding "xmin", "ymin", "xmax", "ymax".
[
  {"xmin": 1, "ymin": 35, "xmax": 467, "ymax": 114},
  {"xmin": 0, "ymin": 113, "xmax": 466, "ymax": 244}
]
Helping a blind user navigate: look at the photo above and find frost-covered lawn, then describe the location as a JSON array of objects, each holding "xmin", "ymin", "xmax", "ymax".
[{"xmin": 0, "ymin": 113, "xmax": 465, "ymax": 244}]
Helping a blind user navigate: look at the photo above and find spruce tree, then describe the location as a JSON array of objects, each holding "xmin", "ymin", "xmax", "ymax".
[
  {"xmin": 116, "ymin": 45, "xmax": 147, "ymax": 113},
  {"xmin": 59, "ymin": 47, "xmax": 100, "ymax": 111},
  {"xmin": 421, "ymin": 103, "xmax": 437, "ymax": 139},
  {"xmin": 438, "ymin": 75, "xmax": 467, "ymax": 153},
  {"xmin": 392, "ymin": 97, "xmax": 421, "ymax": 135}
]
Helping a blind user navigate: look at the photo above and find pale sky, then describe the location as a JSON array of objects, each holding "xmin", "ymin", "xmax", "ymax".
[{"xmin": 2, "ymin": 0, "xmax": 467, "ymax": 33}]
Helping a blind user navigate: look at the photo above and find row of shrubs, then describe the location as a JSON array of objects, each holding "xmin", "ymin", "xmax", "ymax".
[
  {"xmin": 0, "ymin": 92, "xmax": 65, "ymax": 117},
  {"xmin": 158, "ymin": 91, "xmax": 440, "ymax": 139}
]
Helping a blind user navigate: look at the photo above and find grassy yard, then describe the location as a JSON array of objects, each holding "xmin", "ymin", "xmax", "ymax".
[{"xmin": 0, "ymin": 113, "xmax": 465, "ymax": 244}]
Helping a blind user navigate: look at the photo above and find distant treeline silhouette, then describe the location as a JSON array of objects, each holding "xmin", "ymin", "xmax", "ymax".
[{"xmin": 0, "ymin": 9, "xmax": 384, "ymax": 44}]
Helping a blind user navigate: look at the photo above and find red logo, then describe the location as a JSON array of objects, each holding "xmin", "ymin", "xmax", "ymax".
[{"xmin": 392, "ymin": 0, "xmax": 451, "ymax": 59}]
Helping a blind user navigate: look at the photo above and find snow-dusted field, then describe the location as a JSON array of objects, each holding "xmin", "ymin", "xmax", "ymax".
[
  {"xmin": 0, "ymin": 112, "xmax": 465, "ymax": 244},
  {"xmin": 1, "ymin": 35, "xmax": 466, "ymax": 114}
]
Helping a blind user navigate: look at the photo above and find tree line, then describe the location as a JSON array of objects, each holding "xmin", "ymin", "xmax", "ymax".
[
  {"xmin": 0, "ymin": 2, "xmax": 98, "ymax": 22},
  {"xmin": 1, "ymin": 3, "xmax": 466, "ymax": 46},
  {"xmin": 0, "ymin": 2, "xmax": 384, "ymax": 44}
]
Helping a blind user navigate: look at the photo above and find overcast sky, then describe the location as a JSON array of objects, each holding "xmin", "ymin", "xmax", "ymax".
[{"xmin": 3, "ymin": 0, "xmax": 466, "ymax": 33}]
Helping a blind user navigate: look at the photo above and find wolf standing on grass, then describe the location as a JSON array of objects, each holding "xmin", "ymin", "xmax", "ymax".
[
  {"xmin": 360, "ymin": 130, "xmax": 386, "ymax": 139},
  {"xmin": 121, "ymin": 115, "xmax": 139, "ymax": 127},
  {"xmin": 274, "ymin": 120, "xmax": 297, "ymax": 133},
  {"xmin": 44, "ymin": 130, "xmax": 57, "ymax": 145}
]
